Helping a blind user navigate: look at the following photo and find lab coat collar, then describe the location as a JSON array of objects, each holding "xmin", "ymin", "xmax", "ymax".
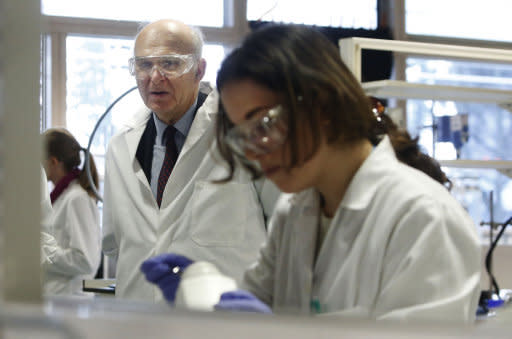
[
  {"xmin": 124, "ymin": 104, "xmax": 153, "ymax": 130},
  {"xmin": 152, "ymin": 96, "xmax": 198, "ymax": 146},
  {"xmin": 179, "ymin": 90, "xmax": 217, "ymax": 156},
  {"xmin": 125, "ymin": 107, "xmax": 152, "ymax": 169},
  {"xmin": 124, "ymin": 90, "xmax": 217, "ymax": 164},
  {"xmin": 339, "ymin": 135, "xmax": 398, "ymax": 210},
  {"xmin": 289, "ymin": 136, "xmax": 399, "ymax": 212}
]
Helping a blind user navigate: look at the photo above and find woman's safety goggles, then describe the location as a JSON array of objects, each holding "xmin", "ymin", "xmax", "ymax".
[
  {"xmin": 225, "ymin": 105, "xmax": 288, "ymax": 156},
  {"xmin": 128, "ymin": 54, "xmax": 195, "ymax": 80}
]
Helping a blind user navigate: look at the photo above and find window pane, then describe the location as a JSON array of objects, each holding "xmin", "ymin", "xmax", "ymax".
[
  {"xmin": 66, "ymin": 36, "xmax": 137, "ymax": 178},
  {"xmin": 406, "ymin": 0, "xmax": 512, "ymax": 42},
  {"xmin": 405, "ymin": 57, "xmax": 512, "ymax": 236},
  {"xmin": 202, "ymin": 44, "xmax": 225, "ymax": 86},
  {"xmin": 42, "ymin": 0, "xmax": 223, "ymax": 27},
  {"xmin": 247, "ymin": 0, "xmax": 377, "ymax": 29},
  {"xmin": 405, "ymin": 58, "xmax": 512, "ymax": 161},
  {"xmin": 446, "ymin": 168, "xmax": 512, "ymax": 245}
]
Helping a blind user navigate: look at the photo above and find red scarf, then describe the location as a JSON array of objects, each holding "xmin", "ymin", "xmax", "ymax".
[{"xmin": 50, "ymin": 168, "xmax": 81, "ymax": 204}]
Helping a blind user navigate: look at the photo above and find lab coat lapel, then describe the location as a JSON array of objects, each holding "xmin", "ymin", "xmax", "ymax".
[
  {"xmin": 135, "ymin": 114, "xmax": 157, "ymax": 183},
  {"xmin": 159, "ymin": 91, "xmax": 216, "ymax": 206},
  {"xmin": 125, "ymin": 108, "xmax": 153, "ymax": 191},
  {"xmin": 176, "ymin": 91, "xmax": 212, "ymax": 159}
]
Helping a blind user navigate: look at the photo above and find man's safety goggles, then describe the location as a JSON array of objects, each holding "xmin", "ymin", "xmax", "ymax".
[
  {"xmin": 225, "ymin": 105, "xmax": 288, "ymax": 156},
  {"xmin": 128, "ymin": 54, "xmax": 195, "ymax": 79}
]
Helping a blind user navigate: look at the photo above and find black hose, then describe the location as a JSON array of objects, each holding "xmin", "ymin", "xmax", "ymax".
[
  {"xmin": 485, "ymin": 215, "xmax": 512, "ymax": 295},
  {"xmin": 84, "ymin": 86, "xmax": 138, "ymax": 202}
]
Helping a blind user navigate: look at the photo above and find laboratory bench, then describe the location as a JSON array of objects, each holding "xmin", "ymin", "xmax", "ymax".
[{"xmin": 1, "ymin": 296, "xmax": 512, "ymax": 339}]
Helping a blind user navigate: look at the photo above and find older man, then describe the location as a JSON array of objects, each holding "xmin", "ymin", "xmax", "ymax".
[{"xmin": 102, "ymin": 19, "xmax": 279, "ymax": 302}]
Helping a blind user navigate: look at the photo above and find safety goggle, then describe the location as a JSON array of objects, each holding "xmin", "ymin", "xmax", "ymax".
[
  {"xmin": 225, "ymin": 105, "xmax": 288, "ymax": 156},
  {"xmin": 128, "ymin": 54, "xmax": 195, "ymax": 79}
]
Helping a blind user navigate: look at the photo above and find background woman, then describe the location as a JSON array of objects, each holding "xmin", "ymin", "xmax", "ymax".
[{"xmin": 42, "ymin": 128, "xmax": 101, "ymax": 296}]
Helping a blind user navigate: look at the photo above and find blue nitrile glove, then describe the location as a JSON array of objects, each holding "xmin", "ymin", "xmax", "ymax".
[
  {"xmin": 214, "ymin": 290, "xmax": 272, "ymax": 314},
  {"xmin": 140, "ymin": 253, "xmax": 193, "ymax": 302}
]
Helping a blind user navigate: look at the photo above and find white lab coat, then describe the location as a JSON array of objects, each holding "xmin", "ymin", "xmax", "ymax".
[
  {"xmin": 243, "ymin": 136, "xmax": 481, "ymax": 323},
  {"xmin": 40, "ymin": 165, "xmax": 57, "ymax": 271},
  {"xmin": 102, "ymin": 90, "xmax": 280, "ymax": 302},
  {"xmin": 41, "ymin": 180, "xmax": 101, "ymax": 296},
  {"xmin": 40, "ymin": 166, "xmax": 53, "ymax": 229}
]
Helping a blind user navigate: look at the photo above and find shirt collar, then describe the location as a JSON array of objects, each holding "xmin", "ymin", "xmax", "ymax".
[
  {"xmin": 339, "ymin": 135, "xmax": 398, "ymax": 210},
  {"xmin": 152, "ymin": 96, "xmax": 199, "ymax": 145}
]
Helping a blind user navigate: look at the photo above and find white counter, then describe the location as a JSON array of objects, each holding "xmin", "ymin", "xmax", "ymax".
[{"xmin": 2, "ymin": 297, "xmax": 512, "ymax": 339}]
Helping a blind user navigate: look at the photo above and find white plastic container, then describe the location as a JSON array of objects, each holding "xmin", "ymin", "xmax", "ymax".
[{"xmin": 174, "ymin": 261, "xmax": 237, "ymax": 311}]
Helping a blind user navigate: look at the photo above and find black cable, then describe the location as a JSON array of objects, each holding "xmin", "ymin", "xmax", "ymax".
[
  {"xmin": 484, "ymin": 215, "xmax": 512, "ymax": 296},
  {"xmin": 84, "ymin": 86, "xmax": 138, "ymax": 202}
]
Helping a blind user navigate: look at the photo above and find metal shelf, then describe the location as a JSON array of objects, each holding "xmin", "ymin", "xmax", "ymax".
[
  {"xmin": 339, "ymin": 37, "xmax": 512, "ymax": 82},
  {"xmin": 439, "ymin": 160, "xmax": 512, "ymax": 178},
  {"xmin": 362, "ymin": 80, "xmax": 512, "ymax": 106},
  {"xmin": 340, "ymin": 38, "xmax": 512, "ymax": 110},
  {"xmin": 438, "ymin": 160, "xmax": 512, "ymax": 169}
]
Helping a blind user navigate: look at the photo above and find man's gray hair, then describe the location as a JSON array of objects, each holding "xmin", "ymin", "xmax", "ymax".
[{"xmin": 134, "ymin": 21, "xmax": 204, "ymax": 59}]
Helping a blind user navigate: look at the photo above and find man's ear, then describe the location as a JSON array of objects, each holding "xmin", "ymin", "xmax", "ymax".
[{"xmin": 195, "ymin": 58, "xmax": 206, "ymax": 81}]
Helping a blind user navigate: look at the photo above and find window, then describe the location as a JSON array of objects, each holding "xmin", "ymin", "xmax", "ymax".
[
  {"xmin": 401, "ymin": 0, "xmax": 512, "ymax": 243},
  {"xmin": 247, "ymin": 0, "xmax": 377, "ymax": 29},
  {"xmin": 66, "ymin": 36, "xmax": 136, "ymax": 176},
  {"xmin": 405, "ymin": 57, "xmax": 512, "ymax": 241},
  {"xmin": 202, "ymin": 44, "xmax": 225, "ymax": 86},
  {"xmin": 406, "ymin": 58, "xmax": 512, "ymax": 160},
  {"xmin": 42, "ymin": 0, "xmax": 224, "ymax": 27},
  {"xmin": 406, "ymin": 0, "xmax": 512, "ymax": 42}
]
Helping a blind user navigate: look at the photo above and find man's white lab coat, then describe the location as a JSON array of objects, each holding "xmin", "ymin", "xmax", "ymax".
[{"xmin": 102, "ymin": 90, "xmax": 279, "ymax": 302}]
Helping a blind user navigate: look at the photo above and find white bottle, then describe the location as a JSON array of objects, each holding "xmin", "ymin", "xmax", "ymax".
[{"xmin": 174, "ymin": 261, "xmax": 237, "ymax": 311}]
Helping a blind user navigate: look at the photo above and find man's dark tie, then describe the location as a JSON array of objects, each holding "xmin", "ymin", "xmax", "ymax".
[{"xmin": 157, "ymin": 125, "xmax": 178, "ymax": 207}]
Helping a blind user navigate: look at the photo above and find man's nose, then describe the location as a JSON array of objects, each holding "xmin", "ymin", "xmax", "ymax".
[{"xmin": 149, "ymin": 65, "xmax": 166, "ymax": 81}]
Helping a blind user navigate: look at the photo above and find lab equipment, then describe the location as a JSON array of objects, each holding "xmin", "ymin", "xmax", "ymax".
[
  {"xmin": 476, "ymin": 190, "xmax": 512, "ymax": 317},
  {"xmin": 214, "ymin": 290, "xmax": 272, "ymax": 314},
  {"xmin": 478, "ymin": 213, "xmax": 512, "ymax": 316},
  {"xmin": 436, "ymin": 114, "xmax": 469, "ymax": 158},
  {"xmin": 175, "ymin": 261, "xmax": 237, "ymax": 311},
  {"xmin": 140, "ymin": 253, "xmax": 193, "ymax": 302}
]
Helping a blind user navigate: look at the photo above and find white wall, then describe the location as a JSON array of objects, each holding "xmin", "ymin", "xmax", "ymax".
[{"xmin": 1, "ymin": 0, "xmax": 42, "ymax": 303}]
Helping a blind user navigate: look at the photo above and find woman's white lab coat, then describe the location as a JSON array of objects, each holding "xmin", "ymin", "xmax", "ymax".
[
  {"xmin": 102, "ymin": 91, "xmax": 279, "ymax": 301},
  {"xmin": 243, "ymin": 136, "xmax": 481, "ymax": 323},
  {"xmin": 40, "ymin": 166, "xmax": 52, "ymax": 228},
  {"xmin": 42, "ymin": 180, "xmax": 101, "ymax": 296}
]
